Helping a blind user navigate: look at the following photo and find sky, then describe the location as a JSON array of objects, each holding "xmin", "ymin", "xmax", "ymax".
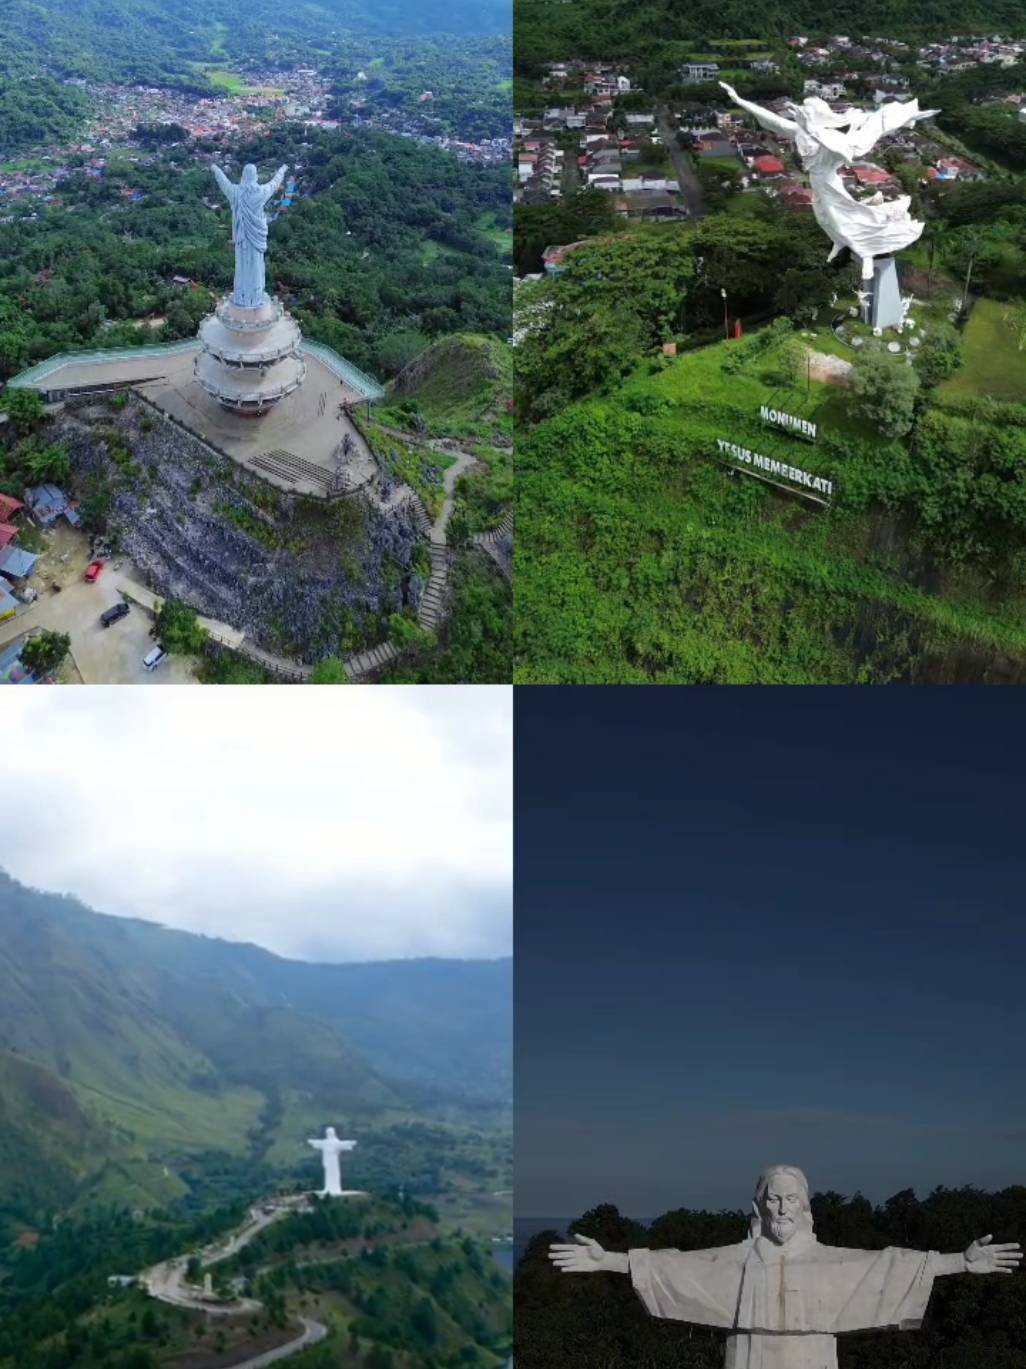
[
  {"xmin": 515, "ymin": 688, "xmax": 1026, "ymax": 1220},
  {"xmin": 0, "ymin": 686, "xmax": 511, "ymax": 963}
]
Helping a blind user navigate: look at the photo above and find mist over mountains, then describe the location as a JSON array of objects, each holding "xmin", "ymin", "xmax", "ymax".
[{"xmin": 0, "ymin": 870, "xmax": 510, "ymax": 1222}]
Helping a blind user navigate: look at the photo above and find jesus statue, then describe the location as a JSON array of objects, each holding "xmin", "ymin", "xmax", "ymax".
[
  {"xmin": 717, "ymin": 84, "xmax": 938, "ymax": 291},
  {"xmin": 211, "ymin": 162, "xmax": 288, "ymax": 309},
  {"xmin": 549, "ymin": 1165, "xmax": 1021, "ymax": 1369},
  {"xmin": 307, "ymin": 1125, "xmax": 357, "ymax": 1197}
]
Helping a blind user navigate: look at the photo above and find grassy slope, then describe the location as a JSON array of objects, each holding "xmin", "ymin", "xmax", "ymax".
[
  {"xmin": 517, "ymin": 332, "xmax": 1026, "ymax": 683},
  {"xmin": 386, "ymin": 334, "xmax": 513, "ymax": 438}
]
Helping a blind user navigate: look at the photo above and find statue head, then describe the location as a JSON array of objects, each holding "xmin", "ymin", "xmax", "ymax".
[
  {"xmin": 242, "ymin": 163, "xmax": 258, "ymax": 184},
  {"xmin": 325, "ymin": 1126, "xmax": 337, "ymax": 1138},
  {"xmin": 751, "ymin": 1165, "xmax": 813, "ymax": 1245}
]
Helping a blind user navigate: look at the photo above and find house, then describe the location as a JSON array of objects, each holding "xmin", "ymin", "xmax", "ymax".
[
  {"xmin": 753, "ymin": 155, "xmax": 786, "ymax": 176},
  {"xmin": 0, "ymin": 494, "xmax": 24, "ymax": 522},
  {"xmin": 696, "ymin": 135, "xmax": 738, "ymax": 160},
  {"xmin": 850, "ymin": 165, "xmax": 893, "ymax": 187},
  {"xmin": 0, "ymin": 545, "xmax": 38, "ymax": 579},
  {"xmin": 936, "ymin": 156, "xmax": 983, "ymax": 180},
  {"xmin": 0, "ymin": 579, "xmax": 18, "ymax": 623},
  {"xmin": 682, "ymin": 62, "xmax": 721, "ymax": 82},
  {"xmin": 23, "ymin": 485, "xmax": 80, "ymax": 528},
  {"xmin": 778, "ymin": 185, "xmax": 815, "ymax": 210}
]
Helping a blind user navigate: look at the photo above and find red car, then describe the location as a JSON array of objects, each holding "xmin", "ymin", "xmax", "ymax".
[{"xmin": 84, "ymin": 560, "xmax": 105, "ymax": 583}]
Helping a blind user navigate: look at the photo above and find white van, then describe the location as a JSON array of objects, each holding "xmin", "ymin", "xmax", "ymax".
[{"xmin": 142, "ymin": 644, "xmax": 168, "ymax": 672}]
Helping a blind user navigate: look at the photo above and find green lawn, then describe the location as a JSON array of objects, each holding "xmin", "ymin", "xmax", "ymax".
[
  {"xmin": 648, "ymin": 331, "xmax": 867, "ymax": 445},
  {"xmin": 938, "ymin": 296, "xmax": 1026, "ymax": 403}
]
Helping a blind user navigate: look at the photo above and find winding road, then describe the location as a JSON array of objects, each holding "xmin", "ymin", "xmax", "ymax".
[{"xmin": 141, "ymin": 1199, "xmax": 329, "ymax": 1369}]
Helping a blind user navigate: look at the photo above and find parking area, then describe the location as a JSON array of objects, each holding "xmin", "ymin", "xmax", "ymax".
[{"xmin": 0, "ymin": 530, "xmax": 198, "ymax": 684}]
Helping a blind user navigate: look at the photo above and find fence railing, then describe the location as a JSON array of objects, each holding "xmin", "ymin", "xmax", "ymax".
[
  {"xmin": 8, "ymin": 341, "xmax": 202, "ymax": 387},
  {"xmin": 298, "ymin": 341, "xmax": 385, "ymax": 401}
]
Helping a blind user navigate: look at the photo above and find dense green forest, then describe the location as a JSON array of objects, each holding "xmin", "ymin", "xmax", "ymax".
[
  {"xmin": 0, "ymin": 123, "xmax": 509, "ymax": 382},
  {"xmin": 516, "ymin": 1189, "xmax": 1026, "ymax": 1369},
  {"xmin": 0, "ymin": 1190, "xmax": 509, "ymax": 1369},
  {"xmin": 514, "ymin": 0, "xmax": 1026, "ymax": 67}
]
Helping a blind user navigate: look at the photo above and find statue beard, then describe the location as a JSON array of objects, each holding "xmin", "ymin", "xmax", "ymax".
[{"xmin": 761, "ymin": 1209, "xmax": 812, "ymax": 1245}]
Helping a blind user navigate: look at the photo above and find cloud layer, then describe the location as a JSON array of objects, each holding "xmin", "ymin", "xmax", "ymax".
[{"xmin": 0, "ymin": 687, "xmax": 511, "ymax": 962}]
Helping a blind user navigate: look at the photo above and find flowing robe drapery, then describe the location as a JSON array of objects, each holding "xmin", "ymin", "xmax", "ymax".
[
  {"xmin": 720, "ymin": 90, "xmax": 934, "ymax": 268},
  {"xmin": 629, "ymin": 1235, "xmax": 941, "ymax": 1369},
  {"xmin": 211, "ymin": 165, "xmax": 287, "ymax": 308}
]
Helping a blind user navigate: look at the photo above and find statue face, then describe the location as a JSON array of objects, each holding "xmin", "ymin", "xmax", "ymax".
[
  {"xmin": 326, "ymin": 1126, "xmax": 336, "ymax": 1137},
  {"xmin": 243, "ymin": 164, "xmax": 257, "ymax": 182},
  {"xmin": 760, "ymin": 1174, "xmax": 804, "ymax": 1244}
]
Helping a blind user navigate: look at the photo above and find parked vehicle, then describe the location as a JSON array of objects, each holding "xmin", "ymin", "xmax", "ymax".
[
  {"xmin": 100, "ymin": 602, "xmax": 130, "ymax": 628},
  {"xmin": 142, "ymin": 644, "xmax": 168, "ymax": 671},
  {"xmin": 84, "ymin": 560, "xmax": 105, "ymax": 583}
]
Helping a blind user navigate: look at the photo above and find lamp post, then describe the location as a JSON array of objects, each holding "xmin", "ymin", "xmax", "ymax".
[{"xmin": 721, "ymin": 287, "xmax": 729, "ymax": 341}]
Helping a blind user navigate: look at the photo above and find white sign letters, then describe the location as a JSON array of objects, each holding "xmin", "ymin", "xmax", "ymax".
[
  {"xmin": 716, "ymin": 439, "xmax": 833, "ymax": 500},
  {"xmin": 759, "ymin": 405, "xmax": 817, "ymax": 441}
]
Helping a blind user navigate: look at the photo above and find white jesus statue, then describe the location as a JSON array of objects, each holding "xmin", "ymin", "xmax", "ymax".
[
  {"xmin": 718, "ymin": 84, "xmax": 938, "ymax": 291},
  {"xmin": 308, "ymin": 1125, "xmax": 357, "ymax": 1197},
  {"xmin": 550, "ymin": 1164, "xmax": 1021, "ymax": 1369},
  {"xmin": 211, "ymin": 162, "xmax": 288, "ymax": 308}
]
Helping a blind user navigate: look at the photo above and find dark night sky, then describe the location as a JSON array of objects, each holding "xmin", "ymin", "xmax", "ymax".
[{"xmin": 515, "ymin": 688, "xmax": 1026, "ymax": 1222}]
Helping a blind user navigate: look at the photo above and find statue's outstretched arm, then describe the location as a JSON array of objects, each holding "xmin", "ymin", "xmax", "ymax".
[
  {"xmin": 211, "ymin": 164, "xmax": 235, "ymax": 202},
  {"xmin": 719, "ymin": 82, "xmax": 798, "ymax": 139},
  {"xmin": 263, "ymin": 165, "xmax": 289, "ymax": 203}
]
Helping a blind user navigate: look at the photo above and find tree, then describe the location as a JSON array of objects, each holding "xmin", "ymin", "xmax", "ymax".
[
  {"xmin": 849, "ymin": 351, "xmax": 920, "ymax": 438},
  {"xmin": 916, "ymin": 324, "xmax": 962, "ymax": 387},
  {"xmin": 24, "ymin": 443, "xmax": 71, "ymax": 484},
  {"xmin": 20, "ymin": 631, "xmax": 70, "ymax": 677},
  {"xmin": 309, "ymin": 657, "xmax": 349, "ymax": 683},
  {"xmin": 1, "ymin": 387, "xmax": 45, "ymax": 436},
  {"xmin": 153, "ymin": 598, "xmax": 206, "ymax": 655}
]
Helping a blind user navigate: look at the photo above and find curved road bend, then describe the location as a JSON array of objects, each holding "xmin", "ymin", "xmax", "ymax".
[
  {"xmin": 141, "ymin": 1202, "xmax": 328, "ymax": 1369},
  {"xmin": 656, "ymin": 106, "xmax": 710, "ymax": 221}
]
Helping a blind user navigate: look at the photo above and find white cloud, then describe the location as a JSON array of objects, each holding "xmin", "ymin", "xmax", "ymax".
[{"xmin": 0, "ymin": 686, "xmax": 512, "ymax": 961}]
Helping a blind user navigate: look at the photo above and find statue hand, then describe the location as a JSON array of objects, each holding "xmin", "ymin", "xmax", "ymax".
[
  {"xmin": 719, "ymin": 81, "xmax": 739, "ymax": 100},
  {"xmin": 965, "ymin": 1235, "xmax": 1023, "ymax": 1275},
  {"xmin": 548, "ymin": 1233, "xmax": 609, "ymax": 1273}
]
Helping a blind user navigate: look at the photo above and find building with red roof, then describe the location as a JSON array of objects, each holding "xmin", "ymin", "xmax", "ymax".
[{"xmin": 753, "ymin": 155, "xmax": 785, "ymax": 175}]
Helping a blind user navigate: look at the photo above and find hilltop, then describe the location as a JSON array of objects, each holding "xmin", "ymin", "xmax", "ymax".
[{"xmin": 389, "ymin": 335, "xmax": 513, "ymax": 435}]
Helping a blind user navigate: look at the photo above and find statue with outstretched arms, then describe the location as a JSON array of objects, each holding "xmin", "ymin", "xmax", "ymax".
[
  {"xmin": 211, "ymin": 162, "xmax": 289, "ymax": 308},
  {"xmin": 718, "ymin": 82, "xmax": 939, "ymax": 284},
  {"xmin": 549, "ymin": 1165, "xmax": 1021, "ymax": 1369}
]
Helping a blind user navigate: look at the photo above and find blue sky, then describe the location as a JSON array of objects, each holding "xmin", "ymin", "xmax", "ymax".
[{"xmin": 515, "ymin": 688, "xmax": 1026, "ymax": 1219}]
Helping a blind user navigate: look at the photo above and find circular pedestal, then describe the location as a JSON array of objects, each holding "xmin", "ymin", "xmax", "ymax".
[{"xmin": 194, "ymin": 293, "xmax": 306, "ymax": 414}]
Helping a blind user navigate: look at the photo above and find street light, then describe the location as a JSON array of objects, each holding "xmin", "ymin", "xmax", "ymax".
[{"xmin": 721, "ymin": 287, "xmax": 729, "ymax": 341}]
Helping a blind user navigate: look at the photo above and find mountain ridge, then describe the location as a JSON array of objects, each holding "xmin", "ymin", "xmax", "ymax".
[{"xmin": 0, "ymin": 869, "xmax": 510, "ymax": 1225}]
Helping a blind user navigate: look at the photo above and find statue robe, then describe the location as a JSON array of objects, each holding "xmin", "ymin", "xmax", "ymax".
[
  {"xmin": 629, "ymin": 1234, "xmax": 940, "ymax": 1369},
  {"xmin": 211, "ymin": 165, "xmax": 286, "ymax": 308}
]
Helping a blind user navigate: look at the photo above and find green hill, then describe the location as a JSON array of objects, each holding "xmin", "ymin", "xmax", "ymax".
[{"xmin": 388, "ymin": 334, "xmax": 513, "ymax": 432}]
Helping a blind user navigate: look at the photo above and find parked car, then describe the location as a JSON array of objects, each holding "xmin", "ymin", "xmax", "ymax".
[
  {"xmin": 84, "ymin": 560, "xmax": 105, "ymax": 583},
  {"xmin": 100, "ymin": 602, "xmax": 130, "ymax": 628},
  {"xmin": 142, "ymin": 644, "xmax": 168, "ymax": 672}
]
